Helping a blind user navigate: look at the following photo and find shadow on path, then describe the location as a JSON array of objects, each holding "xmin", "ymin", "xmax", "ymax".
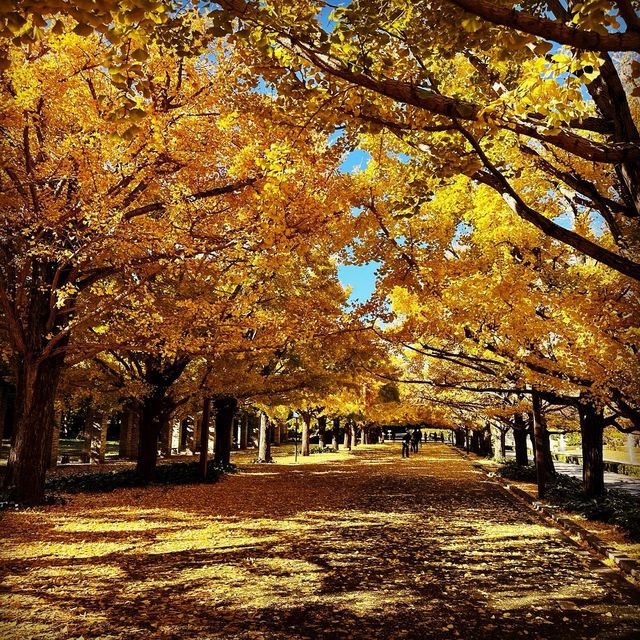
[{"xmin": 1, "ymin": 444, "xmax": 638, "ymax": 639}]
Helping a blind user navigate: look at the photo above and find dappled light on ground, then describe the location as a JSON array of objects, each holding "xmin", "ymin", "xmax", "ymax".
[{"xmin": 1, "ymin": 444, "xmax": 638, "ymax": 639}]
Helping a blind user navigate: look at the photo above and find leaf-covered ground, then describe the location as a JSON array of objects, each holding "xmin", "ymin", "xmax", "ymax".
[{"xmin": 1, "ymin": 443, "xmax": 639, "ymax": 639}]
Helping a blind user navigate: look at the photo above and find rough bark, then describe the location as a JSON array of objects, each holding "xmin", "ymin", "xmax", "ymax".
[
  {"xmin": 4, "ymin": 353, "xmax": 65, "ymax": 504},
  {"xmin": 332, "ymin": 417, "xmax": 340, "ymax": 450},
  {"xmin": 579, "ymin": 396, "xmax": 606, "ymax": 497}
]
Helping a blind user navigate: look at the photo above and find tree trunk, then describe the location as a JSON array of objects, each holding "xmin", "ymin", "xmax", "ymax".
[
  {"xmin": 198, "ymin": 397, "xmax": 211, "ymax": 481},
  {"xmin": 470, "ymin": 430, "xmax": 480, "ymax": 454},
  {"xmin": 529, "ymin": 409, "xmax": 555, "ymax": 477},
  {"xmin": 159, "ymin": 417, "xmax": 170, "ymax": 458},
  {"xmin": 4, "ymin": 354, "xmax": 65, "ymax": 504},
  {"xmin": 579, "ymin": 396, "xmax": 605, "ymax": 497},
  {"xmin": 343, "ymin": 422, "xmax": 350, "ymax": 449},
  {"xmin": 258, "ymin": 411, "xmax": 271, "ymax": 462},
  {"xmin": 239, "ymin": 413, "xmax": 249, "ymax": 449},
  {"xmin": 273, "ymin": 418, "xmax": 282, "ymax": 445},
  {"xmin": 0, "ymin": 384, "xmax": 7, "ymax": 444},
  {"xmin": 49, "ymin": 412, "xmax": 62, "ymax": 469},
  {"xmin": 499, "ymin": 428, "xmax": 507, "ymax": 459},
  {"xmin": 301, "ymin": 412, "xmax": 311, "ymax": 456},
  {"xmin": 137, "ymin": 421, "xmax": 159, "ymax": 483},
  {"xmin": 91, "ymin": 412, "xmax": 108, "ymax": 464},
  {"xmin": 532, "ymin": 391, "xmax": 548, "ymax": 499},
  {"xmin": 454, "ymin": 428, "xmax": 465, "ymax": 448},
  {"xmin": 513, "ymin": 413, "xmax": 529, "ymax": 466},
  {"xmin": 119, "ymin": 408, "xmax": 131, "ymax": 459},
  {"xmin": 332, "ymin": 417, "xmax": 340, "ymax": 450},
  {"xmin": 265, "ymin": 421, "xmax": 273, "ymax": 462},
  {"xmin": 213, "ymin": 396, "xmax": 237, "ymax": 466},
  {"xmin": 317, "ymin": 415, "xmax": 327, "ymax": 448},
  {"xmin": 136, "ymin": 392, "xmax": 171, "ymax": 482},
  {"xmin": 192, "ymin": 410, "xmax": 201, "ymax": 454}
]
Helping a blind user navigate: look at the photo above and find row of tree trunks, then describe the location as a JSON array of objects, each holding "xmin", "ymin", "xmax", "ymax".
[{"xmin": 470, "ymin": 426, "xmax": 492, "ymax": 456}]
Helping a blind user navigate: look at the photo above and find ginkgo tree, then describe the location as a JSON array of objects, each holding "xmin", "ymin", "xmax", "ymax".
[
  {"xmin": 351, "ymin": 136, "xmax": 640, "ymax": 496},
  {"xmin": 215, "ymin": 0, "xmax": 640, "ymax": 281},
  {"xmin": 0, "ymin": 26, "xmax": 357, "ymax": 502}
]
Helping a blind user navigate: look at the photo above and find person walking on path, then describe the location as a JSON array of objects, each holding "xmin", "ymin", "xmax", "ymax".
[
  {"xmin": 402, "ymin": 431, "xmax": 411, "ymax": 458},
  {"xmin": 411, "ymin": 428, "xmax": 421, "ymax": 453}
]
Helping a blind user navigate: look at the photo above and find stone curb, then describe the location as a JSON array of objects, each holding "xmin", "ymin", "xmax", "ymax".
[
  {"xmin": 496, "ymin": 476, "xmax": 640, "ymax": 583},
  {"xmin": 455, "ymin": 448, "xmax": 640, "ymax": 585},
  {"xmin": 494, "ymin": 477, "xmax": 640, "ymax": 584}
]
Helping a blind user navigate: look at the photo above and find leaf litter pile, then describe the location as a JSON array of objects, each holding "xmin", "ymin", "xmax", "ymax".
[{"xmin": 1, "ymin": 444, "xmax": 639, "ymax": 640}]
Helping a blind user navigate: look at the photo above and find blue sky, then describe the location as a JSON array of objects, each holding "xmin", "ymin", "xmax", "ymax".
[
  {"xmin": 337, "ymin": 262, "xmax": 380, "ymax": 303},
  {"xmin": 335, "ymin": 147, "xmax": 378, "ymax": 303}
]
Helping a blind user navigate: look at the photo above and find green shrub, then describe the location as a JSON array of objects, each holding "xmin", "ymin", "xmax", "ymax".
[
  {"xmin": 310, "ymin": 445, "xmax": 337, "ymax": 454},
  {"xmin": 497, "ymin": 461, "xmax": 640, "ymax": 541},
  {"xmin": 496, "ymin": 460, "xmax": 538, "ymax": 482},
  {"xmin": 45, "ymin": 460, "xmax": 235, "ymax": 495}
]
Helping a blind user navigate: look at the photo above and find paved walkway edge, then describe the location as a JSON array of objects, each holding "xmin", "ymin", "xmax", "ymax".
[
  {"xmin": 455, "ymin": 449, "xmax": 640, "ymax": 586},
  {"xmin": 497, "ymin": 478, "xmax": 640, "ymax": 584}
]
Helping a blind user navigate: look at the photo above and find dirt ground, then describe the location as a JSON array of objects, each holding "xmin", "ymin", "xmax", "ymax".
[{"xmin": 1, "ymin": 443, "xmax": 639, "ymax": 639}]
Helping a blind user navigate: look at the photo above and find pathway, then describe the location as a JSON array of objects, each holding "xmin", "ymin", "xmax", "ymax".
[
  {"xmin": 0, "ymin": 444, "xmax": 639, "ymax": 639},
  {"xmin": 552, "ymin": 460, "xmax": 640, "ymax": 497},
  {"xmin": 505, "ymin": 450, "xmax": 640, "ymax": 496}
]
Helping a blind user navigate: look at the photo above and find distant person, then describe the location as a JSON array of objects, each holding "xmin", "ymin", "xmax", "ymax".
[
  {"xmin": 402, "ymin": 431, "xmax": 411, "ymax": 458},
  {"xmin": 411, "ymin": 428, "xmax": 421, "ymax": 453}
]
